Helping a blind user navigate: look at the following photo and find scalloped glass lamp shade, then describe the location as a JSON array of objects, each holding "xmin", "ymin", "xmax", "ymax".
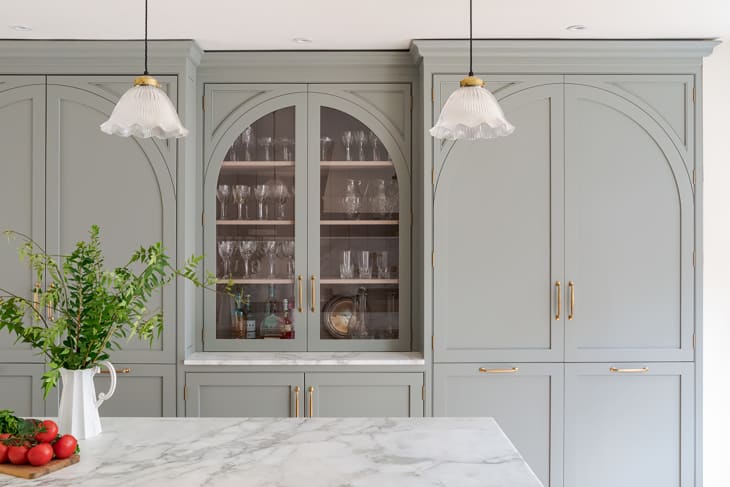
[
  {"xmin": 430, "ymin": 80, "xmax": 515, "ymax": 141},
  {"xmin": 100, "ymin": 76, "xmax": 188, "ymax": 139}
]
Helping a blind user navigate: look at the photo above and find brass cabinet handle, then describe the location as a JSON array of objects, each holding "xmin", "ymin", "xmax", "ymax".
[
  {"xmin": 610, "ymin": 367, "xmax": 649, "ymax": 373},
  {"xmin": 308, "ymin": 386, "xmax": 314, "ymax": 417},
  {"xmin": 99, "ymin": 368, "xmax": 132, "ymax": 374},
  {"xmin": 568, "ymin": 281, "xmax": 575, "ymax": 320},
  {"xmin": 555, "ymin": 281, "xmax": 561, "ymax": 320},
  {"xmin": 32, "ymin": 282, "xmax": 41, "ymax": 315},
  {"xmin": 310, "ymin": 275, "xmax": 317, "ymax": 312},
  {"xmin": 294, "ymin": 386, "xmax": 301, "ymax": 418},
  {"xmin": 46, "ymin": 283, "xmax": 55, "ymax": 322},
  {"xmin": 479, "ymin": 367, "xmax": 519, "ymax": 373},
  {"xmin": 297, "ymin": 275, "xmax": 304, "ymax": 313}
]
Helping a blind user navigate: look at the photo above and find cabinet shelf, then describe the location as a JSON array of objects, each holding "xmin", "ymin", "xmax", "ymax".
[
  {"xmin": 217, "ymin": 219, "xmax": 294, "ymax": 226},
  {"xmin": 320, "ymin": 161, "xmax": 393, "ymax": 168},
  {"xmin": 320, "ymin": 278, "xmax": 399, "ymax": 285},
  {"xmin": 217, "ymin": 278, "xmax": 293, "ymax": 285},
  {"xmin": 222, "ymin": 161, "xmax": 294, "ymax": 169},
  {"xmin": 321, "ymin": 220, "xmax": 399, "ymax": 226}
]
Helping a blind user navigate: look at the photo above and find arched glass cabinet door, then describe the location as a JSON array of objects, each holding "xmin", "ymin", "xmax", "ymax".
[
  {"xmin": 204, "ymin": 93, "xmax": 308, "ymax": 351},
  {"xmin": 308, "ymin": 97, "xmax": 411, "ymax": 351}
]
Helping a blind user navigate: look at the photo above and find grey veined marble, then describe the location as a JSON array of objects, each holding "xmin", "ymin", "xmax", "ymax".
[{"xmin": 2, "ymin": 417, "xmax": 543, "ymax": 487}]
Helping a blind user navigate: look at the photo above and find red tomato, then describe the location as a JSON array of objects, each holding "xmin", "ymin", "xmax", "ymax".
[
  {"xmin": 27, "ymin": 443, "xmax": 53, "ymax": 467},
  {"xmin": 52, "ymin": 435, "xmax": 77, "ymax": 459},
  {"xmin": 0, "ymin": 443, "xmax": 8, "ymax": 463},
  {"xmin": 35, "ymin": 420, "xmax": 59, "ymax": 443},
  {"xmin": 0, "ymin": 433, "xmax": 10, "ymax": 440},
  {"xmin": 7, "ymin": 445, "xmax": 29, "ymax": 465}
]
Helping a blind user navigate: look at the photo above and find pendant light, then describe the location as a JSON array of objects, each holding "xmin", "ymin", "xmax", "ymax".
[
  {"xmin": 429, "ymin": 0, "xmax": 514, "ymax": 140},
  {"xmin": 100, "ymin": 0, "xmax": 188, "ymax": 139}
]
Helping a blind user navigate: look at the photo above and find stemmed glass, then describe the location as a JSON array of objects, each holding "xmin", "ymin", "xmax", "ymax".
[
  {"xmin": 238, "ymin": 241, "xmax": 258, "ymax": 278},
  {"xmin": 240, "ymin": 126, "xmax": 255, "ymax": 161},
  {"xmin": 275, "ymin": 137, "xmax": 294, "ymax": 161},
  {"xmin": 258, "ymin": 136, "xmax": 273, "ymax": 161},
  {"xmin": 278, "ymin": 241, "xmax": 295, "ymax": 277},
  {"xmin": 254, "ymin": 184, "xmax": 270, "ymax": 220},
  {"xmin": 217, "ymin": 184, "xmax": 231, "ymax": 220},
  {"xmin": 385, "ymin": 179, "xmax": 399, "ymax": 219},
  {"xmin": 232, "ymin": 185, "xmax": 251, "ymax": 220},
  {"xmin": 217, "ymin": 240, "xmax": 235, "ymax": 278},
  {"xmin": 262, "ymin": 240, "xmax": 278, "ymax": 278},
  {"xmin": 342, "ymin": 131, "xmax": 354, "ymax": 161},
  {"xmin": 368, "ymin": 131, "xmax": 381, "ymax": 161},
  {"xmin": 271, "ymin": 182, "xmax": 290, "ymax": 219},
  {"xmin": 355, "ymin": 130, "xmax": 367, "ymax": 161}
]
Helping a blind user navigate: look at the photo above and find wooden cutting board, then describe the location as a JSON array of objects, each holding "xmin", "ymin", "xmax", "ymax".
[{"xmin": 0, "ymin": 455, "xmax": 80, "ymax": 479}]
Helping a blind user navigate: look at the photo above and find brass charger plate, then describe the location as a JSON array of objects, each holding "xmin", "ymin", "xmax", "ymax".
[{"xmin": 323, "ymin": 295, "xmax": 353, "ymax": 338}]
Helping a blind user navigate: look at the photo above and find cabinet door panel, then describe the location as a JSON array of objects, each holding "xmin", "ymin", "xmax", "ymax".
[
  {"xmin": 96, "ymin": 364, "xmax": 175, "ymax": 417},
  {"xmin": 434, "ymin": 363, "xmax": 563, "ymax": 487},
  {"xmin": 185, "ymin": 372, "xmax": 303, "ymax": 418},
  {"xmin": 564, "ymin": 83, "xmax": 694, "ymax": 361},
  {"xmin": 45, "ymin": 77, "xmax": 177, "ymax": 363},
  {"xmin": 0, "ymin": 363, "xmax": 45, "ymax": 416},
  {"xmin": 0, "ymin": 77, "xmax": 45, "ymax": 362},
  {"xmin": 306, "ymin": 372, "xmax": 422, "ymax": 417},
  {"xmin": 564, "ymin": 363, "xmax": 694, "ymax": 487},
  {"xmin": 433, "ymin": 79, "xmax": 564, "ymax": 362}
]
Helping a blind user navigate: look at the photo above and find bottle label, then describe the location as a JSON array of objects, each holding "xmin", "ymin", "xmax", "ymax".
[{"xmin": 246, "ymin": 319, "xmax": 257, "ymax": 339}]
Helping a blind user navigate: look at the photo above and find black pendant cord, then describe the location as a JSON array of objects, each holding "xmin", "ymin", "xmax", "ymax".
[
  {"xmin": 468, "ymin": 0, "xmax": 473, "ymax": 77},
  {"xmin": 143, "ymin": 0, "xmax": 149, "ymax": 75}
]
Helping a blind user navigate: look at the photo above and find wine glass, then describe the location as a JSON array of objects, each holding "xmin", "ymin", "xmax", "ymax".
[
  {"xmin": 254, "ymin": 184, "xmax": 270, "ymax": 220},
  {"xmin": 261, "ymin": 240, "xmax": 278, "ymax": 278},
  {"xmin": 232, "ymin": 184, "xmax": 251, "ymax": 220},
  {"xmin": 341, "ymin": 131, "xmax": 354, "ymax": 161},
  {"xmin": 217, "ymin": 184, "xmax": 231, "ymax": 220},
  {"xmin": 368, "ymin": 131, "xmax": 381, "ymax": 161},
  {"xmin": 275, "ymin": 137, "xmax": 294, "ymax": 161},
  {"xmin": 258, "ymin": 136, "xmax": 273, "ymax": 161},
  {"xmin": 238, "ymin": 241, "xmax": 258, "ymax": 278},
  {"xmin": 355, "ymin": 130, "xmax": 367, "ymax": 161},
  {"xmin": 278, "ymin": 240, "xmax": 295, "ymax": 277},
  {"xmin": 240, "ymin": 126, "xmax": 255, "ymax": 161},
  {"xmin": 271, "ymin": 182, "xmax": 290, "ymax": 219},
  {"xmin": 217, "ymin": 240, "xmax": 235, "ymax": 278},
  {"xmin": 320, "ymin": 136, "xmax": 334, "ymax": 161}
]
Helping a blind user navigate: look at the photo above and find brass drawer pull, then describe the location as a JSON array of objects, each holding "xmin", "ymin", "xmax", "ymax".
[
  {"xmin": 294, "ymin": 386, "xmax": 301, "ymax": 418},
  {"xmin": 308, "ymin": 386, "xmax": 314, "ymax": 417},
  {"xmin": 297, "ymin": 275, "xmax": 304, "ymax": 313},
  {"xmin": 310, "ymin": 275, "xmax": 317, "ymax": 313},
  {"xmin": 100, "ymin": 368, "xmax": 132, "ymax": 374},
  {"xmin": 555, "ymin": 281, "xmax": 561, "ymax": 320},
  {"xmin": 479, "ymin": 367, "xmax": 519, "ymax": 373},
  {"xmin": 568, "ymin": 281, "xmax": 575, "ymax": 320},
  {"xmin": 610, "ymin": 367, "xmax": 648, "ymax": 373}
]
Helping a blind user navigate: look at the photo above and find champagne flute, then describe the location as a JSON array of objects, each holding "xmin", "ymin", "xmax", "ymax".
[
  {"xmin": 342, "ymin": 131, "xmax": 354, "ymax": 161},
  {"xmin": 262, "ymin": 240, "xmax": 278, "ymax": 278},
  {"xmin": 217, "ymin": 184, "xmax": 231, "ymax": 220},
  {"xmin": 240, "ymin": 126, "xmax": 255, "ymax": 161},
  {"xmin": 368, "ymin": 131, "xmax": 381, "ymax": 161},
  {"xmin": 355, "ymin": 130, "xmax": 367, "ymax": 161}
]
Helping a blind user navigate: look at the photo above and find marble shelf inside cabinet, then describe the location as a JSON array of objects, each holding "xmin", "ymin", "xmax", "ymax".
[{"xmin": 184, "ymin": 351, "xmax": 425, "ymax": 366}]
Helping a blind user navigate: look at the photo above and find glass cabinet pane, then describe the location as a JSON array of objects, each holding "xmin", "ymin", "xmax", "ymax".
[
  {"xmin": 215, "ymin": 106, "xmax": 298, "ymax": 341},
  {"xmin": 318, "ymin": 107, "xmax": 400, "ymax": 342}
]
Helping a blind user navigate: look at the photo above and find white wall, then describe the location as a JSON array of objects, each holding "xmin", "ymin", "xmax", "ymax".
[{"xmin": 702, "ymin": 39, "xmax": 730, "ymax": 486}]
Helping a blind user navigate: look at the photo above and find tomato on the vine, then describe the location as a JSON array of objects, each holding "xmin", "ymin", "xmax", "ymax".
[
  {"xmin": 27, "ymin": 443, "xmax": 53, "ymax": 466},
  {"xmin": 34, "ymin": 420, "xmax": 59, "ymax": 443},
  {"xmin": 52, "ymin": 435, "xmax": 77, "ymax": 459},
  {"xmin": 7, "ymin": 445, "xmax": 29, "ymax": 465},
  {"xmin": 0, "ymin": 443, "xmax": 8, "ymax": 463},
  {"xmin": 0, "ymin": 433, "xmax": 10, "ymax": 441}
]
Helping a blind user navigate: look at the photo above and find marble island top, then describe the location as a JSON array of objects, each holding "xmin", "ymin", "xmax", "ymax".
[
  {"xmin": 184, "ymin": 351, "xmax": 426, "ymax": 366},
  {"xmin": 1, "ymin": 417, "xmax": 542, "ymax": 487}
]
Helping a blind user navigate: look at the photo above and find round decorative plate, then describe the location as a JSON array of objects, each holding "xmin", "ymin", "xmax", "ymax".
[{"xmin": 322, "ymin": 295, "xmax": 353, "ymax": 338}]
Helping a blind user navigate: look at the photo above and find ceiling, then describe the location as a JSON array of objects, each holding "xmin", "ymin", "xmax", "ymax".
[{"xmin": 3, "ymin": 0, "xmax": 729, "ymax": 51}]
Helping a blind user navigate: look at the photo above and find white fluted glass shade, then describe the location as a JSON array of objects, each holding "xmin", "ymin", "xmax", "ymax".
[
  {"xmin": 100, "ymin": 84, "xmax": 188, "ymax": 139},
  {"xmin": 430, "ymin": 85, "xmax": 515, "ymax": 140}
]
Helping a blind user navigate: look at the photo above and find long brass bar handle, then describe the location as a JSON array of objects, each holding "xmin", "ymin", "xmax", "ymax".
[
  {"xmin": 297, "ymin": 275, "xmax": 304, "ymax": 313},
  {"xmin": 479, "ymin": 367, "xmax": 519, "ymax": 373},
  {"xmin": 100, "ymin": 368, "xmax": 132, "ymax": 374},
  {"xmin": 32, "ymin": 282, "xmax": 41, "ymax": 315},
  {"xmin": 294, "ymin": 386, "xmax": 301, "ymax": 418},
  {"xmin": 609, "ymin": 367, "xmax": 649, "ymax": 373},
  {"xmin": 46, "ymin": 283, "xmax": 55, "ymax": 322},
  {"xmin": 308, "ymin": 386, "xmax": 314, "ymax": 417},
  {"xmin": 310, "ymin": 275, "xmax": 317, "ymax": 313},
  {"xmin": 555, "ymin": 281, "xmax": 561, "ymax": 320},
  {"xmin": 568, "ymin": 281, "xmax": 575, "ymax": 321}
]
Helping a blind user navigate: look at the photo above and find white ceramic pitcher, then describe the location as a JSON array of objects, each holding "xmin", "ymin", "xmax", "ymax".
[{"xmin": 58, "ymin": 361, "xmax": 117, "ymax": 439}]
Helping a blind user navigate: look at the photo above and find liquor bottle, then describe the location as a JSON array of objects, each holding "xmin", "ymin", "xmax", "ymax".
[
  {"xmin": 262, "ymin": 285, "xmax": 281, "ymax": 337},
  {"xmin": 280, "ymin": 298, "xmax": 293, "ymax": 339},
  {"xmin": 244, "ymin": 294, "xmax": 256, "ymax": 339},
  {"xmin": 231, "ymin": 291, "xmax": 245, "ymax": 339}
]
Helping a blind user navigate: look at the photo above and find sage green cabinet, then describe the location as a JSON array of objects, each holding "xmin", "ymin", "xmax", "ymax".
[
  {"xmin": 0, "ymin": 363, "xmax": 45, "ymax": 416},
  {"xmin": 564, "ymin": 363, "xmax": 694, "ymax": 487},
  {"xmin": 94, "ymin": 364, "xmax": 176, "ymax": 417},
  {"xmin": 433, "ymin": 363, "xmax": 563, "ymax": 487},
  {"xmin": 305, "ymin": 372, "xmax": 423, "ymax": 417}
]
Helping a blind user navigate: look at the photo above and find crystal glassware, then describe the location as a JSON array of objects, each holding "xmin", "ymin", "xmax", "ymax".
[
  {"xmin": 275, "ymin": 137, "xmax": 294, "ymax": 161},
  {"xmin": 216, "ymin": 184, "xmax": 231, "ymax": 220},
  {"xmin": 341, "ymin": 131, "xmax": 354, "ymax": 161},
  {"xmin": 358, "ymin": 250, "xmax": 372, "ymax": 279},
  {"xmin": 368, "ymin": 131, "xmax": 381, "ymax": 161},
  {"xmin": 238, "ymin": 241, "xmax": 258, "ymax": 278},
  {"xmin": 270, "ymin": 182, "xmax": 290, "ymax": 219},
  {"xmin": 217, "ymin": 240, "xmax": 235, "ymax": 278},
  {"xmin": 340, "ymin": 250, "xmax": 354, "ymax": 279},
  {"xmin": 385, "ymin": 178, "xmax": 399, "ymax": 219},
  {"xmin": 240, "ymin": 125, "xmax": 255, "ymax": 161},
  {"xmin": 262, "ymin": 240, "xmax": 278, "ymax": 278},
  {"xmin": 258, "ymin": 136, "xmax": 273, "ymax": 161},
  {"xmin": 368, "ymin": 178, "xmax": 388, "ymax": 216},
  {"xmin": 254, "ymin": 184, "xmax": 270, "ymax": 220},
  {"xmin": 320, "ymin": 136, "xmax": 334, "ymax": 161},
  {"xmin": 341, "ymin": 178, "xmax": 362, "ymax": 219},
  {"xmin": 355, "ymin": 130, "xmax": 367, "ymax": 161},
  {"xmin": 278, "ymin": 240, "xmax": 295, "ymax": 277},
  {"xmin": 350, "ymin": 286, "xmax": 368, "ymax": 338},
  {"xmin": 232, "ymin": 184, "xmax": 252, "ymax": 220},
  {"xmin": 376, "ymin": 251, "xmax": 390, "ymax": 279}
]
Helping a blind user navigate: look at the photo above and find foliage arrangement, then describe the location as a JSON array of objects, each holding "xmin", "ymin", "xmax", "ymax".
[{"xmin": 0, "ymin": 225, "xmax": 213, "ymax": 397}]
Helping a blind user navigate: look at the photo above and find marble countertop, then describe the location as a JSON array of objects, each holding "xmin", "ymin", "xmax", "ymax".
[
  {"xmin": 0, "ymin": 417, "xmax": 542, "ymax": 487},
  {"xmin": 184, "ymin": 351, "xmax": 425, "ymax": 366}
]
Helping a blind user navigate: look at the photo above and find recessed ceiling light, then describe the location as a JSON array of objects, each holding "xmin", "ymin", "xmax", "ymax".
[
  {"xmin": 566, "ymin": 24, "xmax": 587, "ymax": 31},
  {"xmin": 10, "ymin": 24, "xmax": 32, "ymax": 32},
  {"xmin": 292, "ymin": 37, "xmax": 313, "ymax": 44}
]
